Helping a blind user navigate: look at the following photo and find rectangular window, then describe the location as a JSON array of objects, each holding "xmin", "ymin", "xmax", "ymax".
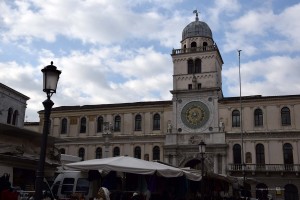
[
  {"xmin": 188, "ymin": 84, "xmax": 192, "ymax": 90},
  {"xmin": 135, "ymin": 121, "xmax": 141, "ymax": 131},
  {"xmin": 198, "ymin": 83, "xmax": 202, "ymax": 89},
  {"xmin": 114, "ymin": 121, "xmax": 121, "ymax": 131},
  {"xmin": 232, "ymin": 116, "xmax": 240, "ymax": 127},
  {"xmin": 76, "ymin": 178, "xmax": 89, "ymax": 195},
  {"xmin": 61, "ymin": 178, "xmax": 75, "ymax": 195}
]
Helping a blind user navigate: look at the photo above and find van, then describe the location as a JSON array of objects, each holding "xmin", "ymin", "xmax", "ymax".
[{"xmin": 51, "ymin": 170, "xmax": 98, "ymax": 200}]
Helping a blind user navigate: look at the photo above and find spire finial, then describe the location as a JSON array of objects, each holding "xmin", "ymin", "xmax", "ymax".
[{"xmin": 193, "ymin": 9, "xmax": 199, "ymax": 21}]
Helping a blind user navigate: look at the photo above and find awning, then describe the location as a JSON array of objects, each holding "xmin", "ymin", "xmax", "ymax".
[{"xmin": 66, "ymin": 156, "xmax": 201, "ymax": 181}]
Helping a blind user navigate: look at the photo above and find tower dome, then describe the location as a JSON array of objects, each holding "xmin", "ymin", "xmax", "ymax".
[{"xmin": 182, "ymin": 11, "xmax": 212, "ymax": 40}]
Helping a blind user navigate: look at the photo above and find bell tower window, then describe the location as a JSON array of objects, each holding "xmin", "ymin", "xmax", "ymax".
[
  {"xmin": 195, "ymin": 58, "xmax": 201, "ymax": 73},
  {"xmin": 203, "ymin": 42, "xmax": 208, "ymax": 50},
  {"xmin": 188, "ymin": 59, "xmax": 194, "ymax": 74},
  {"xmin": 187, "ymin": 58, "xmax": 202, "ymax": 74},
  {"xmin": 191, "ymin": 42, "xmax": 197, "ymax": 52},
  {"xmin": 191, "ymin": 42, "xmax": 197, "ymax": 48}
]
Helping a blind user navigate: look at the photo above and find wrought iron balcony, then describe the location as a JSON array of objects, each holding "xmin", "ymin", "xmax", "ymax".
[
  {"xmin": 228, "ymin": 164, "xmax": 300, "ymax": 173},
  {"xmin": 171, "ymin": 44, "xmax": 219, "ymax": 55}
]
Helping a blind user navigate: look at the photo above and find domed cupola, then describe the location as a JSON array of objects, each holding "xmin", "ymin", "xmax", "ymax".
[{"xmin": 182, "ymin": 10, "xmax": 212, "ymax": 40}]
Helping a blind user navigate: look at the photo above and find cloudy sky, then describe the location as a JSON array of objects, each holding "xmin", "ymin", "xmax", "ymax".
[{"xmin": 1, "ymin": 0, "xmax": 300, "ymax": 122}]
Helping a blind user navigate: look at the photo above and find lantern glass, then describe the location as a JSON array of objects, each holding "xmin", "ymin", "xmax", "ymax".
[
  {"xmin": 198, "ymin": 140, "xmax": 206, "ymax": 154},
  {"xmin": 42, "ymin": 62, "xmax": 61, "ymax": 96}
]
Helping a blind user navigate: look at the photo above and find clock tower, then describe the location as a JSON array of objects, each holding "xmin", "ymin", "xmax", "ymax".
[{"xmin": 165, "ymin": 11, "xmax": 227, "ymax": 174}]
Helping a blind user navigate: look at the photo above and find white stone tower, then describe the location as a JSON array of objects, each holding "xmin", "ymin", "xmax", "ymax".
[{"xmin": 165, "ymin": 10, "xmax": 227, "ymax": 174}]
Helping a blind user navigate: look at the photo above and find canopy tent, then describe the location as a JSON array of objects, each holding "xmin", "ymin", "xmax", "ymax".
[{"xmin": 66, "ymin": 156, "xmax": 201, "ymax": 181}]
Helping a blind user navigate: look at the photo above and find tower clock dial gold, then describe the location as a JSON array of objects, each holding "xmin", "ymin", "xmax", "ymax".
[{"xmin": 181, "ymin": 101, "xmax": 209, "ymax": 129}]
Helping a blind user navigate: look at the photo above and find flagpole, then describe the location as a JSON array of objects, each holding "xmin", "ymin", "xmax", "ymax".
[{"xmin": 238, "ymin": 49, "xmax": 245, "ymax": 186}]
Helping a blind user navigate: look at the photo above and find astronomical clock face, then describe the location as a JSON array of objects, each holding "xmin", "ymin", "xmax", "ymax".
[{"xmin": 181, "ymin": 101, "xmax": 210, "ymax": 129}]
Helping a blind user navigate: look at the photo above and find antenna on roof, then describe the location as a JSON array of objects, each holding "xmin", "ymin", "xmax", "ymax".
[{"xmin": 193, "ymin": 9, "xmax": 199, "ymax": 21}]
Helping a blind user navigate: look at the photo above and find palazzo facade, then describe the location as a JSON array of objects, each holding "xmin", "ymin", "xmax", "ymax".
[{"xmin": 37, "ymin": 13, "xmax": 300, "ymax": 200}]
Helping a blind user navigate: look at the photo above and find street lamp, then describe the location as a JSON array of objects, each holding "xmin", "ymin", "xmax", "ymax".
[
  {"xmin": 35, "ymin": 61, "xmax": 61, "ymax": 200},
  {"xmin": 199, "ymin": 140, "xmax": 206, "ymax": 200}
]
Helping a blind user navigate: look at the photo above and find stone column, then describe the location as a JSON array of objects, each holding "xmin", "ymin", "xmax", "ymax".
[{"xmin": 214, "ymin": 154, "xmax": 218, "ymax": 174}]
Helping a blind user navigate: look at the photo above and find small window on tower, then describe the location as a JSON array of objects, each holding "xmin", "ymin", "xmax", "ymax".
[
  {"xmin": 191, "ymin": 42, "xmax": 197, "ymax": 48},
  {"xmin": 203, "ymin": 42, "xmax": 208, "ymax": 51},
  {"xmin": 191, "ymin": 42, "xmax": 197, "ymax": 52},
  {"xmin": 188, "ymin": 84, "xmax": 192, "ymax": 90},
  {"xmin": 198, "ymin": 83, "xmax": 202, "ymax": 89}
]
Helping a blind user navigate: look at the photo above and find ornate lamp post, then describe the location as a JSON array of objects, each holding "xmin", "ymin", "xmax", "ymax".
[
  {"xmin": 34, "ymin": 61, "xmax": 61, "ymax": 200},
  {"xmin": 199, "ymin": 140, "xmax": 206, "ymax": 200}
]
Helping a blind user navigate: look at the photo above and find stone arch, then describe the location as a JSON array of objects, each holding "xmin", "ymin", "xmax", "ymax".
[{"xmin": 184, "ymin": 158, "xmax": 204, "ymax": 171}]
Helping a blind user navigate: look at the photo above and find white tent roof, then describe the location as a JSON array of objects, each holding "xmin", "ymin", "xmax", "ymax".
[{"xmin": 66, "ymin": 156, "xmax": 201, "ymax": 181}]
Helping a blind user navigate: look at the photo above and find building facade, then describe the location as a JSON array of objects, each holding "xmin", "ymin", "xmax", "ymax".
[
  {"xmin": 0, "ymin": 82, "xmax": 29, "ymax": 127},
  {"xmin": 39, "ymin": 13, "xmax": 300, "ymax": 200},
  {"xmin": 0, "ymin": 83, "xmax": 60, "ymax": 190}
]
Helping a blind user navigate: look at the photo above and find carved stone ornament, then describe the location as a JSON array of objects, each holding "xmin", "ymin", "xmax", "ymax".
[{"xmin": 189, "ymin": 135, "xmax": 203, "ymax": 144}]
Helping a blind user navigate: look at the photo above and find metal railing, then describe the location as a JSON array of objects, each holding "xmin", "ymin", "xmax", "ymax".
[
  {"xmin": 228, "ymin": 164, "xmax": 300, "ymax": 172},
  {"xmin": 171, "ymin": 44, "xmax": 218, "ymax": 55}
]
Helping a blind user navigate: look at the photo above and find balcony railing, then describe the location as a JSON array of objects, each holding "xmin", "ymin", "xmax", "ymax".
[
  {"xmin": 228, "ymin": 164, "xmax": 300, "ymax": 173},
  {"xmin": 172, "ymin": 44, "xmax": 218, "ymax": 55}
]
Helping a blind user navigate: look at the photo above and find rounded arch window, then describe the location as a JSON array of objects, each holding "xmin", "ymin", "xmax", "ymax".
[
  {"xmin": 233, "ymin": 144, "xmax": 241, "ymax": 164},
  {"xmin": 191, "ymin": 42, "xmax": 197, "ymax": 48},
  {"xmin": 135, "ymin": 114, "xmax": 142, "ymax": 131},
  {"xmin": 283, "ymin": 143, "xmax": 294, "ymax": 166},
  {"xmin": 96, "ymin": 147, "xmax": 102, "ymax": 159},
  {"xmin": 61, "ymin": 118, "xmax": 67, "ymax": 134},
  {"xmin": 153, "ymin": 146, "xmax": 160, "ymax": 160},
  {"xmin": 12, "ymin": 110, "xmax": 18, "ymax": 125},
  {"xmin": 187, "ymin": 59, "xmax": 194, "ymax": 74},
  {"xmin": 78, "ymin": 148, "xmax": 85, "ymax": 161},
  {"xmin": 113, "ymin": 147, "xmax": 120, "ymax": 157},
  {"xmin": 80, "ymin": 117, "xmax": 87, "ymax": 133},
  {"xmin": 203, "ymin": 42, "xmax": 208, "ymax": 50},
  {"xmin": 7, "ymin": 107, "xmax": 13, "ymax": 124},
  {"xmin": 256, "ymin": 143, "xmax": 265, "ymax": 165},
  {"xmin": 232, "ymin": 110, "xmax": 240, "ymax": 127},
  {"xmin": 153, "ymin": 113, "xmax": 160, "ymax": 130},
  {"xmin": 134, "ymin": 146, "xmax": 141, "ymax": 159},
  {"xmin": 97, "ymin": 116, "xmax": 104, "ymax": 132},
  {"xmin": 114, "ymin": 115, "xmax": 121, "ymax": 132},
  {"xmin": 281, "ymin": 107, "xmax": 291, "ymax": 125},
  {"xmin": 195, "ymin": 58, "xmax": 201, "ymax": 73}
]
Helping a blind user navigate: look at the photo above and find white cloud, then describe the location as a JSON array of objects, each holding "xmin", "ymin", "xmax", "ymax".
[
  {"xmin": 0, "ymin": 61, "xmax": 44, "ymax": 121},
  {"xmin": 107, "ymin": 47, "xmax": 171, "ymax": 78},
  {"xmin": 223, "ymin": 56, "xmax": 300, "ymax": 96},
  {"xmin": 1, "ymin": 0, "xmax": 300, "ymax": 122},
  {"xmin": 33, "ymin": 45, "xmax": 171, "ymax": 118},
  {"xmin": 222, "ymin": 3, "xmax": 300, "ymax": 55},
  {"xmin": 206, "ymin": 0, "xmax": 240, "ymax": 30},
  {"xmin": 0, "ymin": 0, "xmax": 184, "ymax": 48}
]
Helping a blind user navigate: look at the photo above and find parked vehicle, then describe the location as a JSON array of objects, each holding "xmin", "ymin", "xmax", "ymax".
[{"xmin": 51, "ymin": 170, "xmax": 96, "ymax": 200}]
